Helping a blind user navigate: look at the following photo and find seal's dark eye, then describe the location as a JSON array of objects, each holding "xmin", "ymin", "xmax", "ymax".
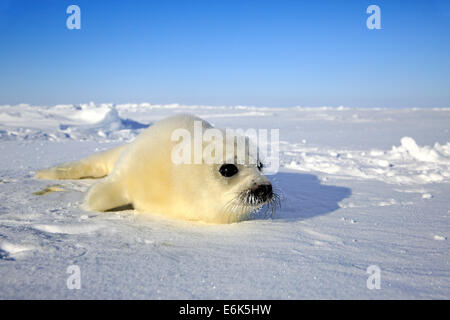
[{"xmin": 219, "ymin": 164, "xmax": 239, "ymax": 177}]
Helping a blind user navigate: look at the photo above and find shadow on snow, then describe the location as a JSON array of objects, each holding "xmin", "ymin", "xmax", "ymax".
[{"xmin": 264, "ymin": 171, "xmax": 351, "ymax": 221}]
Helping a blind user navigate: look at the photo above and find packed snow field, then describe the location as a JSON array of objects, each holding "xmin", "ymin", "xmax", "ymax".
[{"xmin": 0, "ymin": 103, "xmax": 449, "ymax": 299}]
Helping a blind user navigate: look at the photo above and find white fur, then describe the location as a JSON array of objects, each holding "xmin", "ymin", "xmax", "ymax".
[{"xmin": 36, "ymin": 114, "xmax": 270, "ymax": 223}]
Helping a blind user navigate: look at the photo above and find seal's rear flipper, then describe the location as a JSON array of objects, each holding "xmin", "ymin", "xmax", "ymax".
[
  {"xmin": 35, "ymin": 145, "xmax": 126, "ymax": 180},
  {"xmin": 84, "ymin": 178, "xmax": 130, "ymax": 212}
]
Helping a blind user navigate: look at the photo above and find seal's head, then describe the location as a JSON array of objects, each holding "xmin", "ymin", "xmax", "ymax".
[
  {"xmin": 215, "ymin": 159, "xmax": 280, "ymax": 223},
  {"xmin": 192, "ymin": 131, "xmax": 280, "ymax": 223}
]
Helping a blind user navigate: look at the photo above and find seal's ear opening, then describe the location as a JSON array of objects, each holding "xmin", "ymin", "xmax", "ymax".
[{"xmin": 257, "ymin": 160, "xmax": 264, "ymax": 172}]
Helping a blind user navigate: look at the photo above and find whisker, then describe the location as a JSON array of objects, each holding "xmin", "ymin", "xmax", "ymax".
[{"xmin": 221, "ymin": 186, "xmax": 282, "ymax": 221}]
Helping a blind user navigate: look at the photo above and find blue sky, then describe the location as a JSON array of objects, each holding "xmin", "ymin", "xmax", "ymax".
[{"xmin": 0, "ymin": 0, "xmax": 449, "ymax": 108}]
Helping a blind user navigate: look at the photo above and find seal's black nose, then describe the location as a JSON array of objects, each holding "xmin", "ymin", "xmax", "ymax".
[{"xmin": 254, "ymin": 184, "xmax": 273, "ymax": 201}]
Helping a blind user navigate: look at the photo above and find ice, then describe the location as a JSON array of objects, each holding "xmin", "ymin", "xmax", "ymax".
[
  {"xmin": 0, "ymin": 103, "xmax": 449, "ymax": 299},
  {"xmin": 283, "ymin": 136, "xmax": 450, "ymax": 185},
  {"xmin": 0, "ymin": 103, "xmax": 149, "ymax": 142}
]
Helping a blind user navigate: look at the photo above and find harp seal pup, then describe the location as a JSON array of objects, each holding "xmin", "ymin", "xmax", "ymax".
[{"xmin": 35, "ymin": 114, "xmax": 277, "ymax": 223}]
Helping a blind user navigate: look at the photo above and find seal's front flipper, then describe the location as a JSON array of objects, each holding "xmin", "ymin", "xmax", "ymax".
[{"xmin": 84, "ymin": 178, "xmax": 130, "ymax": 212}]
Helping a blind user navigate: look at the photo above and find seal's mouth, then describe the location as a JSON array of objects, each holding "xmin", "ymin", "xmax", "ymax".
[
  {"xmin": 224, "ymin": 184, "xmax": 281, "ymax": 219},
  {"xmin": 240, "ymin": 184, "xmax": 274, "ymax": 207}
]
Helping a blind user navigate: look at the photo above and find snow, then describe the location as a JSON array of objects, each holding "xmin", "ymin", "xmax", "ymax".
[
  {"xmin": 285, "ymin": 136, "xmax": 450, "ymax": 184},
  {"xmin": 0, "ymin": 103, "xmax": 449, "ymax": 299}
]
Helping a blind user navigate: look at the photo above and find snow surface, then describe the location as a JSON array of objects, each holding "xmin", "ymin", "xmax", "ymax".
[{"xmin": 0, "ymin": 102, "xmax": 449, "ymax": 299}]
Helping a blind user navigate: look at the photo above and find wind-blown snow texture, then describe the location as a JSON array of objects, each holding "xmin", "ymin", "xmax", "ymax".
[{"xmin": 0, "ymin": 103, "xmax": 449, "ymax": 299}]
